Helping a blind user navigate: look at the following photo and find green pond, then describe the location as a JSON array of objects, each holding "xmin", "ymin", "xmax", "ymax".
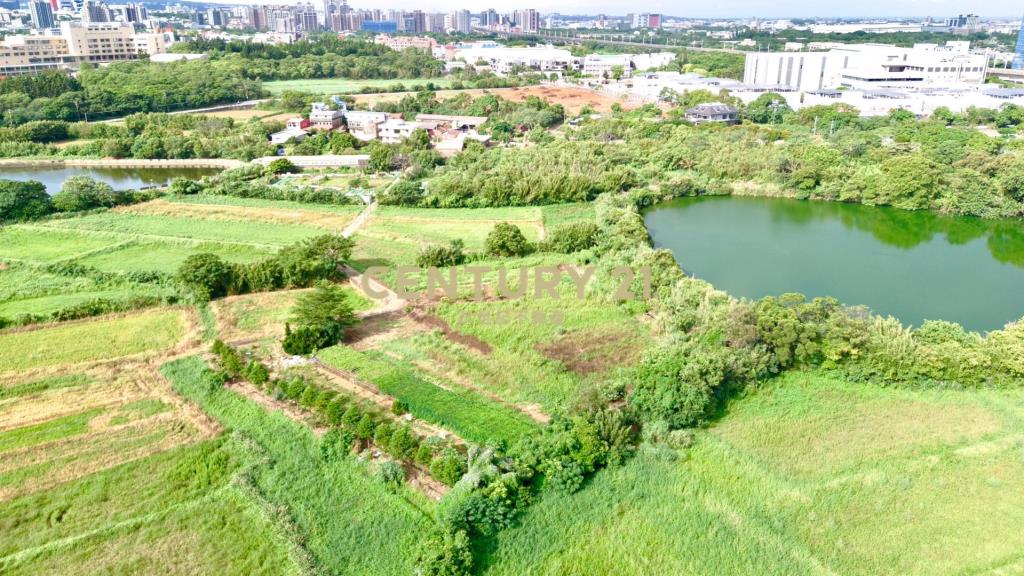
[
  {"xmin": 0, "ymin": 166, "xmax": 221, "ymax": 194},
  {"xmin": 643, "ymin": 196, "xmax": 1024, "ymax": 332}
]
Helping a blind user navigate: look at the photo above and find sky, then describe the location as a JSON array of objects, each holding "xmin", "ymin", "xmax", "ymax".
[{"xmin": 226, "ymin": 0, "xmax": 1024, "ymax": 19}]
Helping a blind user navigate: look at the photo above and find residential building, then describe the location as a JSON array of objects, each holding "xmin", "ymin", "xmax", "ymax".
[
  {"xmin": 453, "ymin": 9, "xmax": 471, "ymax": 34},
  {"xmin": 309, "ymin": 102, "xmax": 344, "ymax": 130},
  {"xmin": 450, "ymin": 43, "xmax": 576, "ymax": 75},
  {"xmin": 685, "ymin": 102, "xmax": 739, "ymax": 124},
  {"xmin": 516, "ymin": 9, "xmax": 539, "ymax": 33},
  {"xmin": 378, "ymin": 118, "xmax": 436, "ymax": 144},
  {"xmin": 344, "ymin": 110, "xmax": 388, "ymax": 139},
  {"xmin": 373, "ymin": 34, "xmax": 436, "ymax": 51},
  {"xmin": 81, "ymin": 0, "xmax": 110, "ymax": 23},
  {"xmin": 28, "ymin": 0, "xmax": 54, "ymax": 29},
  {"xmin": 414, "ymin": 114, "xmax": 487, "ymax": 130},
  {"xmin": 631, "ymin": 13, "xmax": 661, "ymax": 29},
  {"xmin": 270, "ymin": 117, "xmax": 310, "ymax": 145}
]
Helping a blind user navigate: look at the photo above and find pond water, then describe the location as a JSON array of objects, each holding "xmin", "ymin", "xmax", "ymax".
[
  {"xmin": 0, "ymin": 166, "xmax": 221, "ymax": 194},
  {"xmin": 643, "ymin": 195, "xmax": 1024, "ymax": 332}
]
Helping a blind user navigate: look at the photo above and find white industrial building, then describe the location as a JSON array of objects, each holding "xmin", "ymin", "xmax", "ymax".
[{"xmin": 743, "ymin": 42, "xmax": 987, "ymax": 92}]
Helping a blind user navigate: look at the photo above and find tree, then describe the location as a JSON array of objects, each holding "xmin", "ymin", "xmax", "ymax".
[
  {"xmin": 177, "ymin": 253, "xmax": 233, "ymax": 300},
  {"xmin": 366, "ymin": 141, "xmax": 395, "ymax": 173},
  {"xmin": 267, "ymin": 157, "xmax": 299, "ymax": 175},
  {"xmin": 746, "ymin": 92, "xmax": 792, "ymax": 124},
  {"xmin": 290, "ymin": 280, "xmax": 358, "ymax": 339},
  {"xmin": 610, "ymin": 65, "xmax": 625, "ymax": 82},
  {"xmin": 416, "ymin": 529, "xmax": 473, "ymax": 576},
  {"xmin": 275, "ymin": 234, "xmax": 355, "ymax": 287},
  {"xmin": 0, "ymin": 179, "xmax": 50, "ymax": 222},
  {"xmin": 51, "ymin": 176, "xmax": 117, "ymax": 212},
  {"xmin": 485, "ymin": 222, "xmax": 531, "ymax": 257}
]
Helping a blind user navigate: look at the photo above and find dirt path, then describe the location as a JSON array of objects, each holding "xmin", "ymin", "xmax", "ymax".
[{"xmin": 341, "ymin": 201, "xmax": 378, "ymax": 238}]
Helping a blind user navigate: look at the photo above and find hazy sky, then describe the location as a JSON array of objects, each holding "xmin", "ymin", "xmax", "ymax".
[{"xmin": 321, "ymin": 0, "xmax": 1022, "ymax": 18}]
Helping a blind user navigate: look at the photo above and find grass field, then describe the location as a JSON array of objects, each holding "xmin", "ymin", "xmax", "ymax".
[
  {"xmin": 77, "ymin": 241, "xmax": 275, "ymax": 275},
  {"xmin": 38, "ymin": 212, "xmax": 323, "ymax": 247},
  {"xmin": 0, "ymin": 309, "xmax": 188, "ymax": 374},
  {"xmin": 0, "ymin": 227, "xmax": 122, "ymax": 263},
  {"xmin": 478, "ymin": 371, "xmax": 1024, "ymax": 575},
  {"xmin": 318, "ymin": 345, "xmax": 537, "ymax": 445},
  {"xmin": 127, "ymin": 198, "xmax": 362, "ymax": 231},
  {"xmin": 262, "ymin": 77, "xmax": 453, "ymax": 95},
  {"xmin": 0, "ymin": 439, "xmax": 299, "ymax": 576},
  {"xmin": 352, "ymin": 206, "xmax": 545, "ymax": 268}
]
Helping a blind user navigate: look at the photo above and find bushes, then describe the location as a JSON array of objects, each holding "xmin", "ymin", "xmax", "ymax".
[
  {"xmin": 378, "ymin": 179, "xmax": 424, "ymax": 206},
  {"xmin": 177, "ymin": 253, "xmax": 234, "ymax": 300},
  {"xmin": 51, "ymin": 177, "xmax": 105, "ymax": 213},
  {"xmin": 546, "ymin": 222, "xmax": 600, "ymax": 253},
  {"xmin": 267, "ymin": 158, "xmax": 299, "ymax": 175},
  {"xmin": 485, "ymin": 222, "xmax": 531, "ymax": 257},
  {"xmin": 175, "ymin": 234, "xmax": 355, "ymax": 301},
  {"xmin": 416, "ymin": 239, "xmax": 467, "ymax": 268},
  {"xmin": 0, "ymin": 179, "xmax": 50, "ymax": 222}
]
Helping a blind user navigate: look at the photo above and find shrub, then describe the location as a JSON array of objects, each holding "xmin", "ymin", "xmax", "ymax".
[
  {"xmin": 267, "ymin": 157, "xmax": 299, "ymax": 175},
  {"xmin": 415, "ymin": 529, "xmax": 473, "ymax": 576},
  {"xmin": 51, "ymin": 176, "xmax": 118, "ymax": 212},
  {"xmin": 275, "ymin": 234, "xmax": 355, "ymax": 287},
  {"xmin": 379, "ymin": 179, "xmax": 424, "ymax": 206},
  {"xmin": 376, "ymin": 460, "xmax": 405, "ymax": 490},
  {"xmin": 177, "ymin": 253, "xmax": 233, "ymax": 300},
  {"xmin": 246, "ymin": 360, "xmax": 270, "ymax": 385},
  {"xmin": 0, "ymin": 179, "xmax": 51, "ymax": 222},
  {"xmin": 485, "ymin": 222, "xmax": 531, "ymax": 257},
  {"xmin": 168, "ymin": 177, "xmax": 203, "ymax": 195},
  {"xmin": 416, "ymin": 239, "xmax": 466, "ymax": 268},
  {"xmin": 387, "ymin": 424, "xmax": 419, "ymax": 459},
  {"xmin": 391, "ymin": 399, "xmax": 410, "ymax": 415},
  {"xmin": 547, "ymin": 222, "xmax": 600, "ymax": 253},
  {"xmin": 320, "ymin": 428, "xmax": 354, "ymax": 462},
  {"xmin": 282, "ymin": 325, "xmax": 331, "ymax": 355},
  {"xmin": 430, "ymin": 447, "xmax": 467, "ymax": 486}
]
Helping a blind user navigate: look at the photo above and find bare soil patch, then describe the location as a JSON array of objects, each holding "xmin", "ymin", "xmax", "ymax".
[
  {"xmin": 118, "ymin": 199, "xmax": 356, "ymax": 231},
  {"xmin": 536, "ymin": 328, "xmax": 642, "ymax": 375},
  {"xmin": 354, "ymin": 85, "xmax": 633, "ymax": 115}
]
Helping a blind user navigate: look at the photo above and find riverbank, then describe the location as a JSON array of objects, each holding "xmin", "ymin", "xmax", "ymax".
[{"xmin": 0, "ymin": 158, "xmax": 244, "ymax": 170}]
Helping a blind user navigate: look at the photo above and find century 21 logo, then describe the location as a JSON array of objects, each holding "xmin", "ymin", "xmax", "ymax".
[{"xmin": 359, "ymin": 265, "xmax": 653, "ymax": 301}]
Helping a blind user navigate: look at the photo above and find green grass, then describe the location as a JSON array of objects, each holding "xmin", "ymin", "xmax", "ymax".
[
  {"xmin": 0, "ymin": 373, "xmax": 93, "ymax": 400},
  {"xmin": 262, "ymin": 77, "xmax": 453, "ymax": 95},
  {"xmin": 0, "ymin": 227, "xmax": 121, "ymax": 263},
  {"xmin": 0, "ymin": 309, "xmax": 186, "ymax": 374},
  {"xmin": 354, "ymin": 206, "xmax": 545, "ymax": 267},
  {"xmin": 168, "ymin": 194, "xmax": 364, "ymax": 213},
  {"xmin": 37, "ymin": 213, "xmax": 323, "ymax": 247},
  {"xmin": 0, "ymin": 439, "xmax": 300, "ymax": 575},
  {"xmin": 540, "ymin": 202, "xmax": 597, "ymax": 228},
  {"xmin": 0, "ymin": 408, "xmax": 103, "ymax": 454},
  {"xmin": 0, "ymin": 288, "xmax": 160, "ymax": 318},
  {"xmin": 161, "ymin": 355, "xmax": 435, "ymax": 576},
  {"xmin": 110, "ymin": 398, "xmax": 170, "ymax": 425},
  {"xmin": 480, "ymin": 371, "xmax": 1024, "ymax": 576},
  {"xmin": 76, "ymin": 241, "xmax": 275, "ymax": 274},
  {"xmin": 317, "ymin": 345, "xmax": 537, "ymax": 445}
]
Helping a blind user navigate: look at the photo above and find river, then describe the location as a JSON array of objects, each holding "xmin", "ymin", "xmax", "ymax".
[
  {"xmin": 643, "ymin": 195, "xmax": 1024, "ymax": 332},
  {"xmin": 0, "ymin": 166, "xmax": 221, "ymax": 195}
]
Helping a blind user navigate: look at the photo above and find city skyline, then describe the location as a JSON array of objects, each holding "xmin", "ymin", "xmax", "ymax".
[{"xmin": 206, "ymin": 0, "xmax": 1024, "ymax": 20}]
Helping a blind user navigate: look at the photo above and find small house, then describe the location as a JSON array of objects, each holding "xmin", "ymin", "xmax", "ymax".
[{"xmin": 684, "ymin": 103, "xmax": 740, "ymax": 125}]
